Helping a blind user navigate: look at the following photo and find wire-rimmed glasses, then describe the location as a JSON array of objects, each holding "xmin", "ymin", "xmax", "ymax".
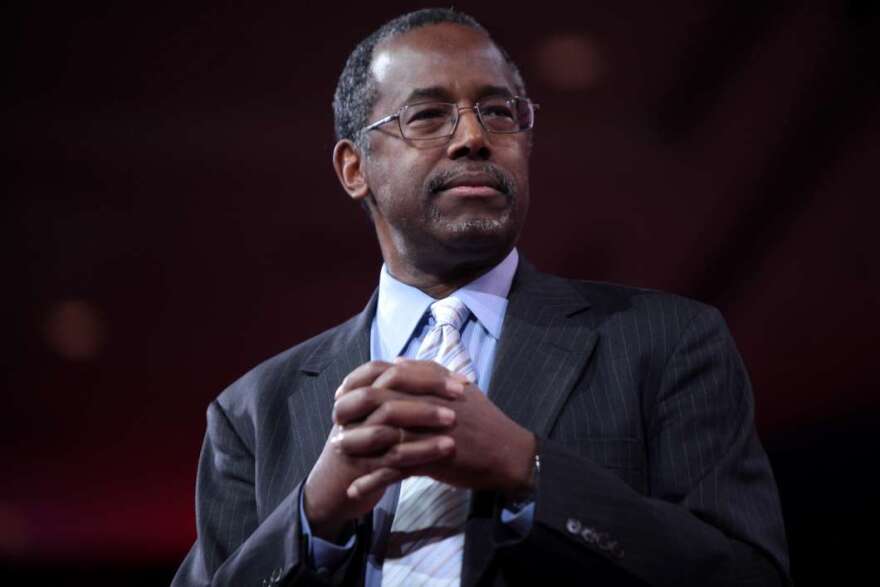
[{"xmin": 361, "ymin": 96, "xmax": 539, "ymax": 143}]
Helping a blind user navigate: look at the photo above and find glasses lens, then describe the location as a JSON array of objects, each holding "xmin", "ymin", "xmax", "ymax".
[
  {"xmin": 401, "ymin": 103, "xmax": 457, "ymax": 139},
  {"xmin": 479, "ymin": 97, "xmax": 533, "ymax": 133}
]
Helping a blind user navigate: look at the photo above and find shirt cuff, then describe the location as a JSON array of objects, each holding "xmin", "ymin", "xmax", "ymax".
[
  {"xmin": 299, "ymin": 489, "xmax": 357, "ymax": 571},
  {"xmin": 500, "ymin": 501, "xmax": 535, "ymax": 537}
]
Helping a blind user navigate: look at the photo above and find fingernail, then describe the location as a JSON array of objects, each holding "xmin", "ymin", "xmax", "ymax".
[
  {"xmin": 334, "ymin": 384, "xmax": 344, "ymax": 399},
  {"xmin": 451, "ymin": 372, "xmax": 470, "ymax": 384},
  {"xmin": 394, "ymin": 356, "xmax": 407, "ymax": 364},
  {"xmin": 347, "ymin": 485, "xmax": 360, "ymax": 499},
  {"xmin": 330, "ymin": 431, "xmax": 344, "ymax": 445},
  {"xmin": 445, "ymin": 379, "xmax": 465, "ymax": 396},
  {"xmin": 437, "ymin": 437, "xmax": 454, "ymax": 451},
  {"xmin": 437, "ymin": 407, "xmax": 456, "ymax": 425}
]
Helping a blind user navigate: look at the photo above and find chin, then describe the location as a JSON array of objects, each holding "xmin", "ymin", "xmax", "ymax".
[
  {"xmin": 438, "ymin": 217, "xmax": 518, "ymax": 254},
  {"xmin": 447, "ymin": 217, "xmax": 506, "ymax": 234}
]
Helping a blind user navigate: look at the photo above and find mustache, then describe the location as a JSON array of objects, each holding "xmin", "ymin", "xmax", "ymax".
[{"xmin": 427, "ymin": 165, "xmax": 515, "ymax": 196}]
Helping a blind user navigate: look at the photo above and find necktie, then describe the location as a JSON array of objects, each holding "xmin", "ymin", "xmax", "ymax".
[{"xmin": 381, "ymin": 297, "xmax": 476, "ymax": 587}]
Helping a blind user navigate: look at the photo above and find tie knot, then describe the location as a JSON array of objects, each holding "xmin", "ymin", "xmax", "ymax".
[{"xmin": 429, "ymin": 297, "xmax": 469, "ymax": 331}]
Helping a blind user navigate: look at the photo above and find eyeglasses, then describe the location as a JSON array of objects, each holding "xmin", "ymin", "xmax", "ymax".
[{"xmin": 361, "ymin": 96, "xmax": 539, "ymax": 143}]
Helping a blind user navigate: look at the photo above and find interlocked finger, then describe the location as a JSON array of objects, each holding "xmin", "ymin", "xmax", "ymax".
[
  {"xmin": 372, "ymin": 359, "xmax": 469, "ymax": 400},
  {"xmin": 333, "ymin": 386, "xmax": 455, "ymax": 426},
  {"xmin": 346, "ymin": 467, "xmax": 402, "ymax": 499},
  {"xmin": 330, "ymin": 424, "xmax": 404, "ymax": 456},
  {"xmin": 374, "ymin": 435, "xmax": 456, "ymax": 469},
  {"xmin": 363, "ymin": 399, "xmax": 456, "ymax": 428},
  {"xmin": 346, "ymin": 434, "xmax": 455, "ymax": 498},
  {"xmin": 335, "ymin": 361, "xmax": 393, "ymax": 399}
]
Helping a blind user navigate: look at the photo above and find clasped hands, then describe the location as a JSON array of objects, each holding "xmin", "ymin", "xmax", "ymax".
[{"xmin": 303, "ymin": 359, "xmax": 536, "ymax": 542}]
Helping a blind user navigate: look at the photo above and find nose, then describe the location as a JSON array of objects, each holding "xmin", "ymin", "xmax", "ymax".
[{"xmin": 446, "ymin": 106, "xmax": 491, "ymax": 160}]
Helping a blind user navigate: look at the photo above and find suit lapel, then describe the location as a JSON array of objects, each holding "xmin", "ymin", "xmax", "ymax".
[
  {"xmin": 488, "ymin": 260, "xmax": 598, "ymax": 437},
  {"xmin": 285, "ymin": 291, "xmax": 377, "ymax": 587},
  {"xmin": 465, "ymin": 261, "xmax": 599, "ymax": 587},
  {"xmin": 286, "ymin": 291, "xmax": 376, "ymax": 486}
]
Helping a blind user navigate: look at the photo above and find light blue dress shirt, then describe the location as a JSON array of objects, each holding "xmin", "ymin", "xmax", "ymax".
[{"xmin": 301, "ymin": 248, "xmax": 533, "ymax": 582}]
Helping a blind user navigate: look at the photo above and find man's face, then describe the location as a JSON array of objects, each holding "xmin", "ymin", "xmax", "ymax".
[{"xmin": 359, "ymin": 23, "xmax": 531, "ymax": 271}]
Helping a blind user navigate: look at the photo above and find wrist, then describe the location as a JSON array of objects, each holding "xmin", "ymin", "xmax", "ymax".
[
  {"xmin": 502, "ymin": 432, "xmax": 539, "ymax": 502},
  {"xmin": 304, "ymin": 477, "xmax": 353, "ymax": 543}
]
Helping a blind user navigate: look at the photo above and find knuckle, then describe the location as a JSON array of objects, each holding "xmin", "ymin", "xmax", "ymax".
[
  {"xmin": 383, "ymin": 365, "xmax": 402, "ymax": 386},
  {"xmin": 367, "ymin": 360, "xmax": 389, "ymax": 374},
  {"xmin": 370, "ymin": 426, "xmax": 391, "ymax": 444},
  {"xmin": 333, "ymin": 399, "xmax": 352, "ymax": 422},
  {"xmin": 349, "ymin": 361, "xmax": 384, "ymax": 387},
  {"xmin": 362, "ymin": 386, "xmax": 381, "ymax": 408},
  {"xmin": 383, "ymin": 446, "xmax": 402, "ymax": 466},
  {"xmin": 426, "ymin": 360, "xmax": 446, "ymax": 374},
  {"xmin": 375, "ymin": 401, "xmax": 394, "ymax": 423}
]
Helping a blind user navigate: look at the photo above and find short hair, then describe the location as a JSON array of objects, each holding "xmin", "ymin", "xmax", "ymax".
[{"xmin": 332, "ymin": 8, "xmax": 527, "ymax": 150}]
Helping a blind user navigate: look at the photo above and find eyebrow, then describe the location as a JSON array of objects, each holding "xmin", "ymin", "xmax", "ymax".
[{"xmin": 401, "ymin": 84, "xmax": 514, "ymax": 105}]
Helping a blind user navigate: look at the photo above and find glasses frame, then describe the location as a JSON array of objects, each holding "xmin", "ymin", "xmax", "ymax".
[{"xmin": 360, "ymin": 96, "xmax": 540, "ymax": 143}]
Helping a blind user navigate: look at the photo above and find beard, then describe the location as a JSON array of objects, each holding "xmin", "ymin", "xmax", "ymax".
[
  {"xmin": 426, "ymin": 204, "xmax": 514, "ymax": 235},
  {"xmin": 423, "ymin": 162, "xmax": 519, "ymax": 238}
]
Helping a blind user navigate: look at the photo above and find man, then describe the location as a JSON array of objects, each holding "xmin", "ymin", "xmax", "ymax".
[{"xmin": 173, "ymin": 8, "xmax": 790, "ymax": 586}]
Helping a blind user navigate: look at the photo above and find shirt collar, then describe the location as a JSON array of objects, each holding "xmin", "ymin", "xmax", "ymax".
[{"xmin": 376, "ymin": 248, "xmax": 519, "ymax": 358}]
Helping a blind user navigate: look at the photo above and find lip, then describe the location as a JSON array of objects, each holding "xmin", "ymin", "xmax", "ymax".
[
  {"xmin": 436, "ymin": 173, "xmax": 505, "ymax": 197},
  {"xmin": 440, "ymin": 185, "xmax": 504, "ymax": 197}
]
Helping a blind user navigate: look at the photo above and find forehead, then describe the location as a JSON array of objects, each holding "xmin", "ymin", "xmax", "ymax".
[{"xmin": 370, "ymin": 23, "xmax": 517, "ymax": 109}]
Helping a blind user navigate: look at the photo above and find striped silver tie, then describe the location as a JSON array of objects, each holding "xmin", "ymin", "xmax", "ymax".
[{"xmin": 381, "ymin": 297, "xmax": 476, "ymax": 587}]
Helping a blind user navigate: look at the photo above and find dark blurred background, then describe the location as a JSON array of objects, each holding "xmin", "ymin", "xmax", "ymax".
[{"xmin": 3, "ymin": 1, "xmax": 877, "ymax": 584}]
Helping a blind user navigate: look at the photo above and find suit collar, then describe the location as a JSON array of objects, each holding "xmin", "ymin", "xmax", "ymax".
[
  {"xmin": 298, "ymin": 249, "xmax": 523, "ymax": 376},
  {"xmin": 373, "ymin": 248, "xmax": 518, "ymax": 361},
  {"xmin": 298, "ymin": 289, "xmax": 377, "ymax": 376}
]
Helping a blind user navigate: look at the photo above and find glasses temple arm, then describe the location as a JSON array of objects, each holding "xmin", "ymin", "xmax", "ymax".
[{"xmin": 362, "ymin": 113, "xmax": 398, "ymax": 133}]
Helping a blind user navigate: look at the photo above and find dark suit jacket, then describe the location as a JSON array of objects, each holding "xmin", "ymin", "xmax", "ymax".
[{"xmin": 172, "ymin": 261, "xmax": 791, "ymax": 586}]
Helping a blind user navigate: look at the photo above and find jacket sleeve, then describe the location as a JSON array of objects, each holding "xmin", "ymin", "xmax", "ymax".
[
  {"xmin": 171, "ymin": 400, "xmax": 360, "ymax": 587},
  {"xmin": 495, "ymin": 306, "xmax": 791, "ymax": 586}
]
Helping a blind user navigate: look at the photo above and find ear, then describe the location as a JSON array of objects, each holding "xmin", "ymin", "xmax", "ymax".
[{"xmin": 332, "ymin": 139, "xmax": 370, "ymax": 201}]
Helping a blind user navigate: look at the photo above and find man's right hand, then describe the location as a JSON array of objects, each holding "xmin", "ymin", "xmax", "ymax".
[{"xmin": 303, "ymin": 360, "xmax": 467, "ymax": 542}]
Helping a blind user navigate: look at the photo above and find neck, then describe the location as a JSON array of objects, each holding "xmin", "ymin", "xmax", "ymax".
[{"xmin": 384, "ymin": 248, "xmax": 509, "ymax": 299}]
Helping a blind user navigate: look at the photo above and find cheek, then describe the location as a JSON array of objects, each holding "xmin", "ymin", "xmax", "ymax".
[
  {"xmin": 371, "ymin": 145, "xmax": 429, "ymax": 187},
  {"xmin": 386, "ymin": 160, "xmax": 434, "ymax": 202},
  {"xmin": 368, "ymin": 162, "xmax": 425, "ymax": 217},
  {"xmin": 495, "ymin": 138, "xmax": 529, "ymax": 175}
]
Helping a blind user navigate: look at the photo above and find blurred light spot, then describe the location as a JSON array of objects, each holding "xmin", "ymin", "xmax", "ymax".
[
  {"xmin": 535, "ymin": 34, "xmax": 604, "ymax": 91},
  {"xmin": 44, "ymin": 300, "xmax": 106, "ymax": 360},
  {"xmin": 0, "ymin": 504, "xmax": 30, "ymax": 553}
]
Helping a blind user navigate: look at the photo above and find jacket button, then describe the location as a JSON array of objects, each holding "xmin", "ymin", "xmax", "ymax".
[
  {"xmin": 609, "ymin": 541, "xmax": 625, "ymax": 560},
  {"xmin": 566, "ymin": 518, "xmax": 582, "ymax": 534},
  {"xmin": 580, "ymin": 527, "xmax": 599, "ymax": 545}
]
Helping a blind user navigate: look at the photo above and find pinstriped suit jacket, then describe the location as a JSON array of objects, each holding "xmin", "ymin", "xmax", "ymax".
[{"xmin": 172, "ymin": 260, "xmax": 791, "ymax": 586}]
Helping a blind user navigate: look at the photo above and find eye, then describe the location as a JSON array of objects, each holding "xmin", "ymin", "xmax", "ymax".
[
  {"xmin": 409, "ymin": 108, "xmax": 446, "ymax": 121},
  {"xmin": 404, "ymin": 104, "xmax": 452, "ymax": 126},
  {"xmin": 482, "ymin": 102, "xmax": 515, "ymax": 119}
]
